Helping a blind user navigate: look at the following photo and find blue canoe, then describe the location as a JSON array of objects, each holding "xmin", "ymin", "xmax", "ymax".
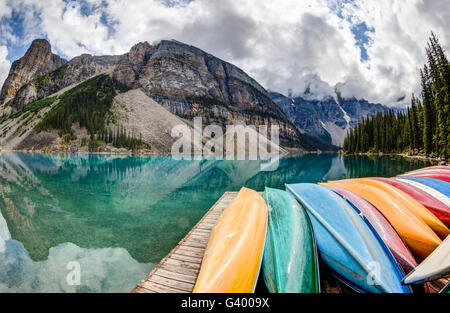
[
  {"xmin": 400, "ymin": 177, "xmax": 450, "ymax": 197},
  {"xmin": 286, "ymin": 183, "xmax": 411, "ymax": 293},
  {"xmin": 262, "ymin": 188, "xmax": 320, "ymax": 293}
]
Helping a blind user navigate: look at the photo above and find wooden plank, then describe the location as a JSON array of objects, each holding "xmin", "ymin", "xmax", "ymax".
[
  {"xmin": 172, "ymin": 251, "xmax": 204, "ymax": 261},
  {"xmin": 164, "ymin": 258, "xmax": 202, "ymax": 271},
  {"xmin": 160, "ymin": 262, "xmax": 200, "ymax": 277},
  {"xmin": 132, "ymin": 192, "xmax": 241, "ymax": 294},
  {"xmin": 131, "ymin": 286, "xmax": 157, "ymax": 293},
  {"xmin": 139, "ymin": 280, "xmax": 186, "ymax": 293},
  {"xmin": 150, "ymin": 274, "xmax": 195, "ymax": 292},
  {"xmin": 156, "ymin": 268, "xmax": 198, "ymax": 284}
]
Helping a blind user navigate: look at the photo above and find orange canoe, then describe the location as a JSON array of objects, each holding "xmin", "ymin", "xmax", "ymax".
[
  {"xmin": 335, "ymin": 178, "xmax": 449, "ymax": 239},
  {"xmin": 193, "ymin": 187, "xmax": 268, "ymax": 293},
  {"xmin": 319, "ymin": 181, "xmax": 442, "ymax": 259}
]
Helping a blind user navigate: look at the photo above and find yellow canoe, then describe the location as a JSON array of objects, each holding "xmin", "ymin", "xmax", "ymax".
[
  {"xmin": 193, "ymin": 187, "xmax": 268, "ymax": 293},
  {"xmin": 319, "ymin": 182, "xmax": 442, "ymax": 259},
  {"xmin": 335, "ymin": 178, "xmax": 449, "ymax": 239}
]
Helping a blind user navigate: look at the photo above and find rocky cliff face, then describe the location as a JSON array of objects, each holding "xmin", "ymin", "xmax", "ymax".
[
  {"xmin": 0, "ymin": 40, "xmax": 121, "ymax": 112},
  {"xmin": 113, "ymin": 40, "xmax": 302, "ymax": 146},
  {"xmin": 113, "ymin": 42, "xmax": 153, "ymax": 89},
  {"xmin": 271, "ymin": 91, "xmax": 390, "ymax": 147},
  {"xmin": 0, "ymin": 39, "xmax": 67, "ymax": 106}
]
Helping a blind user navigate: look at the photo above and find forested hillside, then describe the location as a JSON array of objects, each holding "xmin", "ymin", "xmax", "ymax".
[{"xmin": 343, "ymin": 34, "xmax": 449, "ymax": 161}]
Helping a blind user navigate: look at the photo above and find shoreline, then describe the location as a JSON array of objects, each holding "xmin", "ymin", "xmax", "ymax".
[
  {"xmin": 340, "ymin": 152, "xmax": 448, "ymax": 165},
  {"xmin": 0, "ymin": 148, "xmax": 326, "ymax": 158},
  {"xmin": 2, "ymin": 148, "xmax": 448, "ymax": 165}
]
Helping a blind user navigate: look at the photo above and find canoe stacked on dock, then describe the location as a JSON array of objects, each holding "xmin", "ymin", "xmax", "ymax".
[
  {"xmin": 262, "ymin": 188, "xmax": 320, "ymax": 293},
  {"xmin": 402, "ymin": 236, "xmax": 450, "ymax": 285},
  {"xmin": 193, "ymin": 165, "xmax": 449, "ymax": 293},
  {"xmin": 327, "ymin": 186, "xmax": 418, "ymax": 274},
  {"xmin": 318, "ymin": 165, "xmax": 450, "ymax": 291},
  {"xmin": 286, "ymin": 183, "xmax": 411, "ymax": 293},
  {"xmin": 193, "ymin": 188, "xmax": 267, "ymax": 293}
]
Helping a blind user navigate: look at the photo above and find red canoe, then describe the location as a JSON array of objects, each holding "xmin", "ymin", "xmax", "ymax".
[
  {"xmin": 405, "ymin": 166, "xmax": 450, "ymax": 175},
  {"xmin": 400, "ymin": 173, "xmax": 450, "ymax": 183},
  {"xmin": 373, "ymin": 178, "xmax": 450, "ymax": 227},
  {"xmin": 327, "ymin": 186, "xmax": 418, "ymax": 273}
]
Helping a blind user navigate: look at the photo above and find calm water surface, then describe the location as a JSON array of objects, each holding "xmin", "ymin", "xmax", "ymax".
[{"xmin": 0, "ymin": 152, "xmax": 434, "ymax": 292}]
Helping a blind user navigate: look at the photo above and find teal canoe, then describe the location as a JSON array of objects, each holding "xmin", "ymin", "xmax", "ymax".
[{"xmin": 262, "ymin": 188, "xmax": 320, "ymax": 293}]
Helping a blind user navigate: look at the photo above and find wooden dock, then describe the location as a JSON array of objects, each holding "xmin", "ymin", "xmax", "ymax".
[
  {"xmin": 132, "ymin": 192, "xmax": 237, "ymax": 293},
  {"xmin": 131, "ymin": 191, "xmax": 447, "ymax": 294}
]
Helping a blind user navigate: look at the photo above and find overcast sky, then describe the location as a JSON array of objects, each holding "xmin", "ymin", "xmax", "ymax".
[{"xmin": 0, "ymin": 0, "xmax": 449, "ymax": 107}]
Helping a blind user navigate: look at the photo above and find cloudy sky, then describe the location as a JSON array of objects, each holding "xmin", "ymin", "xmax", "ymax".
[{"xmin": 0, "ymin": 0, "xmax": 448, "ymax": 107}]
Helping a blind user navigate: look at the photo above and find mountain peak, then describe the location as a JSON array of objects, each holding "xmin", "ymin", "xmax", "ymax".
[
  {"xmin": 0, "ymin": 38, "xmax": 66, "ymax": 105},
  {"xmin": 28, "ymin": 38, "xmax": 51, "ymax": 51}
]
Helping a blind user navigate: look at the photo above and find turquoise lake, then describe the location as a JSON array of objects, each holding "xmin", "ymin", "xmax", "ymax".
[{"xmin": 0, "ymin": 152, "xmax": 434, "ymax": 292}]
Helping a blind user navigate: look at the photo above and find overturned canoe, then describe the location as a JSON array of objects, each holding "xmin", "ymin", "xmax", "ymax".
[
  {"xmin": 193, "ymin": 187, "xmax": 268, "ymax": 293},
  {"xmin": 333, "ymin": 178, "xmax": 449, "ymax": 239},
  {"xmin": 403, "ymin": 167, "xmax": 450, "ymax": 177},
  {"xmin": 327, "ymin": 186, "xmax": 418, "ymax": 273},
  {"xmin": 373, "ymin": 178, "xmax": 450, "ymax": 227},
  {"xmin": 400, "ymin": 173, "xmax": 450, "ymax": 183},
  {"xmin": 403, "ymin": 236, "xmax": 450, "ymax": 285},
  {"xmin": 399, "ymin": 177, "xmax": 450, "ymax": 198},
  {"xmin": 286, "ymin": 183, "xmax": 411, "ymax": 293},
  {"xmin": 262, "ymin": 188, "xmax": 320, "ymax": 293},
  {"xmin": 397, "ymin": 178, "xmax": 450, "ymax": 207},
  {"xmin": 320, "ymin": 181, "xmax": 441, "ymax": 259}
]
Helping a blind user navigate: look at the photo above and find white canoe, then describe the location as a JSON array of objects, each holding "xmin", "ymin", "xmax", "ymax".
[
  {"xmin": 397, "ymin": 178, "xmax": 450, "ymax": 207},
  {"xmin": 402, "ymin": 236, "xmax": 450, "ymax": 284}
]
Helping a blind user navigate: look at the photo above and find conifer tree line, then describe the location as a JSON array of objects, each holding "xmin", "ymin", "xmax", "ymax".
[
  {"xmin": 96, "ymin": 125, "xmax": 146, "ymax": 151},
  {"xmin": 343, "ymin": 33, "xmax": 449, "ymax": 160},
  {"xmin": 34, "ymin": 73, "xmax": 147, "ymax": 151}
]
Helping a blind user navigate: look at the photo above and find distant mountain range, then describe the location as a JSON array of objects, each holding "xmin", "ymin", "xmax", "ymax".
[
  {"xmin": 270, "ymin": 91, "xmax": 393, "ymax": 147},
  {"xmin": 0, "ymin": 38, "xmax": 397, "ymax": 153}
]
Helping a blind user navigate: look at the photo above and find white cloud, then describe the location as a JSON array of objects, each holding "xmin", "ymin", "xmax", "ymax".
[
  {"xmin": 1, "ymin": 0, "xmax": 449, "ymax": 106},
  {"xmin": 340, "ymin": 0, "xmax": 450, "ymax": 105},
  {"xmin": 0, "ymin": 46, "xmax": 11, "ymax": 90},
  {"xmin": 0, "ymin": 241, "xmax": 153, "ymax": 292}
]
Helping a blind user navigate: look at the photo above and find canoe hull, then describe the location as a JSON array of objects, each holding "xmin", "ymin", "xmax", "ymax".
[
  {"xmin": 262, "ymin": 188, "xmax": 320, "ymax": 293},
  {"xmin": 401, "ymin": 174, "xmax": 450, "ymax": 183},
  {"xmin": 403, "ymin": 236, "xmax": 450, "ymax": 285},
  {"xmin": 398, "ymin": 178, "xmax": 450, "ymax": 207},
  {"xmin": 287, "ymin": 183, "xmax": 411, "ymax": 293},
  {"xmin": 403, "ymin": 166, "xmax": 450, "ymax": 177},
  {"xmin": 400, "ymin": 177, "xmax": 450, "ymax": 198},
  {"xmin": 320, "ymin": 181, "xmax": 442, "ymax": 259},
  {"xmin": 327, "ymin": 186, "xmax": 417, "ymax": 273},
  {"xmin": 337, "ymin": 178, "xmax": 449, "ymax": 239},
  {"xmin": 373, "ymin": 178, "xmax": 450, "ymax": 227},
  {"xmin": 193, "ymin": 188, "xmax": 268, "ymax": 293}
]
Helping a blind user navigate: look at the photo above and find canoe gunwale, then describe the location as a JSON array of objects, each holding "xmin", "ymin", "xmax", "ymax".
[
  {"xmin": 253, "ymin": 196, "xmax": 268, "ymax": 293},
  {"xmin": 340, "ymin": 192, "xmax": 411, "ymax": 285},
  {"xmin": 440, "ymin": 281, "xmax": 450, "ymax": 293}
]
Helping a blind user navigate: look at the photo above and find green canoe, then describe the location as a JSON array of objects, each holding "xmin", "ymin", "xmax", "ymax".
[{"xmin": 262, "ymin": 188, "xmax": 320, "ymax": 293}]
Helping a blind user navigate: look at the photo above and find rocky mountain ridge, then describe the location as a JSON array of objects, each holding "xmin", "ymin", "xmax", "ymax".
[
  {"xmin": 270, "ymin": 91, "xmax": 391, "ymax": 147},
  {"xmin": 0, "ymin": 39, "xmax": 322, "ymax": 152},
  {"xmin": 0, "ymin": 38, "xmax": 392, "ymax": 152}
]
